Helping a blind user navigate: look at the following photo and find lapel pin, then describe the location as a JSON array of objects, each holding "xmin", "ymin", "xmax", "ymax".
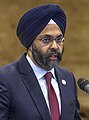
[{"xmin": 62, "ymin": 79, "xmax": 66, "ymax": 85}]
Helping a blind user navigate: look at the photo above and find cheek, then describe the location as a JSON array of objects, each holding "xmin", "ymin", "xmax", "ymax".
[
  {"xmin": 34, "ymin": 40, "xmax": 51, "ymax": 53},
  {"xmin": 58, "ymin": 45, "xmax": 64, "ymax": 51},
  {"xmin": 36, "ymin": 42, "xmax": 50, "ymax": 52},
  {"xmin": 41, "ymin": 45, "xmax": 51, "ymax": 54},
  {"xmin": 56, "ymin": 46, "xmax": 64, "ymax": 54}
]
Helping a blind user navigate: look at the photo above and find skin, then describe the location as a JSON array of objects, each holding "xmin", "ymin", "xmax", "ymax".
[{"xmin": 27, "ymin": 24, "xmax": 64, "ymax": 70}]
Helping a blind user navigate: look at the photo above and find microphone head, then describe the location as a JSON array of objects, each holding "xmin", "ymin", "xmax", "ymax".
[{"xmin": 77, "ymin": 78, "xmax": 89, "ymax": 94}]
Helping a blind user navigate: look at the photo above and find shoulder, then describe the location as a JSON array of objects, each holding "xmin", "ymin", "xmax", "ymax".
[
  {"xmin": 0, "ymin": 61, "xmax": 18, "ymax": 78},
  {"xmin": 0, "ymin": 53, "xmax": 26, "ymax": 77},
  {"xmin": 55, "ymin": 66, "xmax": 75, "ymax": 82},
  {"xmin": 56, "ymin": 66, "xmax": 72, "ymax": 75}
]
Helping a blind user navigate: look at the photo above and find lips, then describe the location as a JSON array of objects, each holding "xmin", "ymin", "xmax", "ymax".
[{"xmin": 49, "ymin": 54, "xmax": 58, "ymax": 60}]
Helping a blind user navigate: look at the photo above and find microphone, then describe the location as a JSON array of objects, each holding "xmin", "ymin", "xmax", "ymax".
[{"xmin": 77, "ymin": 78, "xmax": 89, "ymax": 94}]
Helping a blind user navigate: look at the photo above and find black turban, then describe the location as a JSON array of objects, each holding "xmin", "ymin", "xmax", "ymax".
[{"xmin": 16, "ymin": 4, "xmax": 66, "ymax": 48}]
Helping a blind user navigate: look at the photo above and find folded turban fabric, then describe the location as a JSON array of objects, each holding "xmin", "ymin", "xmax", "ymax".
[{"xmin": 16, "ymin": 4, "xmax": 66, "ymax": 48}]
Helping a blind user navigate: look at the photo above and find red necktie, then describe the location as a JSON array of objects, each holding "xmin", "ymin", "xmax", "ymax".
[{"xmin": 44, "ymin": 72, "xmax": 60, "ymax": 120}]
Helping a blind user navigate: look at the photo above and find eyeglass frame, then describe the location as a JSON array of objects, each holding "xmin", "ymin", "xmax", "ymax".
[{"xmin": 36, "ymin": 34, "xmax": 65, "ymax": 46}]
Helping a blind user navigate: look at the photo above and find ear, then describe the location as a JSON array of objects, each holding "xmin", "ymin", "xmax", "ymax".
[{"xmin": 28, "ymin": 46, "xmax": 32, "ymax": 51}]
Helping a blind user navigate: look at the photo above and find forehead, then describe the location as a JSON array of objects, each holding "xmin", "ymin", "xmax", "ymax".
[{"xmin": 38, "ymin": 24, "xmax": 62, "ymax": 36}]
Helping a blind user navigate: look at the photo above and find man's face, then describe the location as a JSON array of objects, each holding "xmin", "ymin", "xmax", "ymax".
[{"xmin": 28, "ymin": 24, "xmax": 64, "ymax": 70}]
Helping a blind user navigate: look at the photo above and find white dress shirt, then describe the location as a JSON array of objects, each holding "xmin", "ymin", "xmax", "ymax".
[{"xmin": 26, "ymin": 54, "xmax": 61, "ymax": 113}]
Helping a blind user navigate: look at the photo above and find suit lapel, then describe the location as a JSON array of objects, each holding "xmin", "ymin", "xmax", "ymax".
[
  {"xmin": 55, "ymin": 69, "xmax": 66, "ymax": 119},
  {"xmin": 18, "ymin": 54, "xmax": 51, "ymax": 120},
  {"xmin": 55, "ymin": 67, "xmax": 73, "ymax": 120}
]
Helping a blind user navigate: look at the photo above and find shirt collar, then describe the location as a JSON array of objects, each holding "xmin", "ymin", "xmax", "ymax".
[{"xmin": 26, "ymin": 54, "xmax": 56, "ymax": 80}]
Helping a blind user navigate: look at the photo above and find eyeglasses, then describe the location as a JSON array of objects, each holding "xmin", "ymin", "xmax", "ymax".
[{"xmin": 36, "ymin": 34, "xmax": 65, "ymax": 46}]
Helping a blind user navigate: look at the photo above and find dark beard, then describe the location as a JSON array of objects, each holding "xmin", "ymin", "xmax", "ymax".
[{"xmin": 32, "ymin": 43, "xmax": 63, "ymax": 70}]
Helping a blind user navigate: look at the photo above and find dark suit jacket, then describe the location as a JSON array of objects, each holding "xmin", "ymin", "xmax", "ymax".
[{"xmin": 0, "ymin": 53, "xmax": 81, "ymax": 120}]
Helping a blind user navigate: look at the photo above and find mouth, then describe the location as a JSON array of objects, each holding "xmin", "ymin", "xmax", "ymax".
[{"xmin": 49, "ymin": 54, "xmax": 58, "ymax": 60}]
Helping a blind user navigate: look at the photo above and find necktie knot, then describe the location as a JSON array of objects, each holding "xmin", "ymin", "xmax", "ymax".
[{"xmin": 44, "ymin": 72, "xmax": 52, "ymax": 85}]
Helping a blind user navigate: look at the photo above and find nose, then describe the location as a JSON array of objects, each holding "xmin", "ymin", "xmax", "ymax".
[{"xmin": 50, "ymin": 40, "xmax": 59, "ymax": 49}]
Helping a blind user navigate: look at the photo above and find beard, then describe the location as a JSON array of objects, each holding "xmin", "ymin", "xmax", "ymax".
[{"xmin": 31, "ymin": 43, "xmax": 63, "ymax": 70}]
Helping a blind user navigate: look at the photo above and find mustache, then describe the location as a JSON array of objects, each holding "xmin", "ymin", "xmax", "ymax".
[{"xmin": 46, "ymin": 49, "xmax": 61, "ymax": 57}]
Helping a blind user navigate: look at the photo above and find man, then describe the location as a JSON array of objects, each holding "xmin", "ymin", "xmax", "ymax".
[{"xmin": 0, "ymin": 4, "xmax": 81, "ymax": 120}]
